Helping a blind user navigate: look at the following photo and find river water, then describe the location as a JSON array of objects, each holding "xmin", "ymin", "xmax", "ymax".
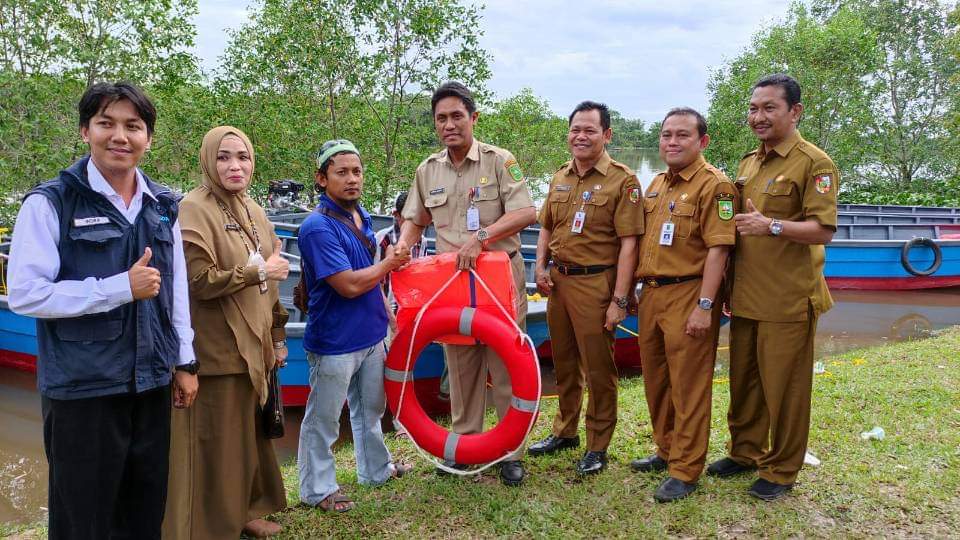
[{"xmin": 3, "ymin": 147, "xmax": 960, "ymax": 527}]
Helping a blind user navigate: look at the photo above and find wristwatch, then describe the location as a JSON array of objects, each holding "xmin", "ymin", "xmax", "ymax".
[
  {"xmin": 175, "ymin": 361, "xmax": 199, "ymax": 375},
  {"xmin": 769, "ymin": 219, "xmax": 783, "ymax": 236},
  {"xmin": 257, "ymin": 266, "xmax": 267, "ymax": 282},
  {"xmin": 697, "ymin": 297, "xmax": 714, "ymax": 311},
  {"xmin": 273, "ymin": 341, "xmax": 286, "ymax": 349},
  {"xmin": 475, "ymin": 228, "xmax": 490, "ymax": 246},
  {"xmin": 613, "ymin": 295, "xmax": 629, "ymax": 309}
]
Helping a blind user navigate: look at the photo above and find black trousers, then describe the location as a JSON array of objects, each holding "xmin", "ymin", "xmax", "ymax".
[{"xmin": 42, "ymin": 385, "xmax": 171, "ymax": 540}]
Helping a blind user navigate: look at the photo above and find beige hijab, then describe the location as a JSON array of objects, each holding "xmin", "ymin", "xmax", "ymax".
[{"xmin": 180, "ymin": 126, "xmax": 280, "ymax": 403}]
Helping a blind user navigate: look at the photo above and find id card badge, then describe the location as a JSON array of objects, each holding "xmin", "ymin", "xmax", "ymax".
[
  {"xmin": 466, "ymin": 187, "xmax": 480, "ymax": 231},
  {"xmin": 466, "ymin": 205, "xmax": 480, "ymax": 231},
  {"xmin": 571, "ymin": 191, "xmax": 591, "ymax": 234},
  {"xmin": 571, "ymin": 211, "xmax": 585, "ymax": 233},
  {"xmin": 659, "ymin": 221, "xmax": 675, "ymax": 246},
  {"xmin": 247, "ymin": 251, "xmax": 268, "ymax": 294}
]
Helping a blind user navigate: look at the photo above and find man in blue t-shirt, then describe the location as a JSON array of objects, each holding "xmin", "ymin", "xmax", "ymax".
[{"xmin": 296, "ymin": 139, "xmax": 411, "ymax": 513}]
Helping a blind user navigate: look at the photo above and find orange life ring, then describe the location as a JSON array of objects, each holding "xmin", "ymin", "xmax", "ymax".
[{"xmin": 384, "ymin": 306, "xmax": 539, "ymax": 465}]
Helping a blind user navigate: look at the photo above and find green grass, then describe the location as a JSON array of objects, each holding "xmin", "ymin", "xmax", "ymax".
[
  {"xmin": 7, "ymin": 328, "xmax": 959, "ymax": 539},
  {"xmin": 271, "ymin": 327, "xmax": 960, "ymax": 538}
]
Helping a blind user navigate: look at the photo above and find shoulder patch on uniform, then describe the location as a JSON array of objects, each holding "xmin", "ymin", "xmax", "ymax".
[
  {"xmin": 814, "ymin": 173, "xmax": 833, "ymax": 194},
  {"xmin": 628, "ymin": 187, "xmax": 641, "ymax": 204},
  {"xmin": 717, "ymin": 198, "xmax": 734, "ymax": 221},
  {"xmin": 504, "ymin": 159, "xmax": 524, "ymax": 181}
]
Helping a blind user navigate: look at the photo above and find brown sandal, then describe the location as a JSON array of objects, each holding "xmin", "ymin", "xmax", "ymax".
[{"xmin": 317, "ymin": 490, "xmax": 354, "ymax": 513}]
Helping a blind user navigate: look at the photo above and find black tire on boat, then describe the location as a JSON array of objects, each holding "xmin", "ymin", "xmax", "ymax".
[{"xmin": 900, "ymin": 237, "xmax": 942, "ymax": 276}]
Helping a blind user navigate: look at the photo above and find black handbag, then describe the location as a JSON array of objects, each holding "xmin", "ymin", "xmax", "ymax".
[{"xmin": 261, "ymin": 366, "xmax": 285, "ymax": 439}]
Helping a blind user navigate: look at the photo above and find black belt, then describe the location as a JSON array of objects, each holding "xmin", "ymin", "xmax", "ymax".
[
  {"xmin": 641, "ymin": 275, "xmax": 701, "ymax": 288},
  {"xmin": 553, "ymin": 262, "xmax": 615, "ymax": 276}
]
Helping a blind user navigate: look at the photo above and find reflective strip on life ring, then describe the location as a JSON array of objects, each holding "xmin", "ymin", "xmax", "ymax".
[
  {"xmin": 900, "ymin": 237, "xmax": 943, "ymax": 277},
  {"xmin": 384, "ymin": 306, "xmax": 539, "ymax": 465}
]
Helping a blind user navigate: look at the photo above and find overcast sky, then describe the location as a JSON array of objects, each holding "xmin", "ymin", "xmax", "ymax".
[{"xmin": 193, "ymin": 0, "xmax": 793, "ymax": 123}]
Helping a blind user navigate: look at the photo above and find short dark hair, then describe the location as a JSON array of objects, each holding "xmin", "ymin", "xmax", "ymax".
[
  {"xmin": 78, "ymin": 82, "xmax": 157, "ymax": 135},
  {"xmin": 394, "ymin": 191, "xmax": 408, "ymax": 214},
  {"xmin": 752, "ymin": 73, "xmax": 802, "ymax": 108},
  {"xmin": 662, "ymin": 107, "xmax": 708, "ymax": 137},
  {"xmin": 568, "ymin": 101, "xmax": 611, "ymax": 131},
  {"xmin": 431, "ymin": 82, "xmax": 476, "ymax": 115}
]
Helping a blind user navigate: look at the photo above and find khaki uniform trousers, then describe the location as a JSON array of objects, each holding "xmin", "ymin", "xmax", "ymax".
[
  {"xmin": 727, "ymin": 306, "xmax": 817, "ymax": 485},
  {"xmin": 547, "ymin": 266, "xmax": 618, "ymax": 452},
  {"xmin": 636, "ymin": 278, "xmax": 721, "ymax": 482},
  {"xmin": 444, "ymin": 253, "xmax": 528, "ymax": 460}
]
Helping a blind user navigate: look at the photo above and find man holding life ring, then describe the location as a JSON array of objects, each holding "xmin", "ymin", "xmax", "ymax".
[{"xmin": 397, "ymin": 82, "xmax": 537, "ymax": 486}]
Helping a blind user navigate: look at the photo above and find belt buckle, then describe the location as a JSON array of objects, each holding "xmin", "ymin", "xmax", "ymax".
[{"xmin": 644, "ymin": 278, "xmax": 659, "ymax": 288}]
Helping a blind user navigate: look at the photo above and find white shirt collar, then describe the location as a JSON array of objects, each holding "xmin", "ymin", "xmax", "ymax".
[{"xmin": 86, "ymin": 158, "xmax": 156, "ymax": 203}]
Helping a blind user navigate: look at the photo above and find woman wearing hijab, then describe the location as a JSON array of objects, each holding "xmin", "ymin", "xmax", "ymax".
[{"xmin": 163, "ymin": 126, "xmax": 289, "ymax": 539}]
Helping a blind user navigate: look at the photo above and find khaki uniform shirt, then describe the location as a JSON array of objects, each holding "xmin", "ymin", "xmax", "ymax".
[
  {"xmin": 731, "ymin": 131, "xmax": 839, "ymax": 322},
  {"xmin": 404, "ymin": 139, "xmax": 534, "ymax": 254},
  {"xmin": 637, "ymin": 155, "xmax": 737, "ymax": 278},
  {"xmin": 538, "ymin": 151, "xmax": 645, "ymax": 266}
]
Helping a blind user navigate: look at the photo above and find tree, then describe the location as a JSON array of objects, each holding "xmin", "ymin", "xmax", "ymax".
[
  {"xmin": 217, "ymin": 0, "xmax": 492, "ymax": 212},
  {"xmin": 475, "ymin": 89, "xmax": 568, "ymax": 200},
  {"xmin": 707, "ymin": 0, "xmax": 960, "ymax": 193},
  {"xmin": 816, "ymin": 0, "xmax": 960, "ymax": 187},
  {"xmin": 1, "ymin": 0, "xmax": 199, "ymax": 86},
  {"xmin": 0, "ymin": 0, "xmax": 66, "ymax": 76},
  {"xmin": 706, "ymin": 2, "xmax": 879, "ymax": 178},
  {"xmin": 609, "ymin": 110, "xmax": 659, "ymax": 149}
]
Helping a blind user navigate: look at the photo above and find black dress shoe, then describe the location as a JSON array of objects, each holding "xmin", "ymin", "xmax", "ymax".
[
  {"xmin": 747, "ymin": 478, "xmax": 793, "ymax": 501},
  {"xmin": 630, "ymin": 454, "xmax": 667, "ymax": 473},
  {"xmin": 706, "ymin": 456, "xmax": 757, "ymax": 478},
  {"xmin": 435, "ymin": 460, "xmax": 469, "ymax": 476},
  {"xmin": 575, "ymin": 450, "xmax": 607, "ymax": 475},
  {"xmin": 654, "ymin": 476, "xmax": 697, "ymax": 503},
  {"xmin": 499, "ymin": 460, "xmax": 525, "ymax": 486},
  {"xmin": 528, "ymin": 434, "xmax": 580, "ymax": 456}
]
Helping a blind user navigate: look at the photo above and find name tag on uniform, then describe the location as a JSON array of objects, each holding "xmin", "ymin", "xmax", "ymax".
[
  {"xmin": 659, "ymin": 221, "xmax": 675, "ymax": 246},
  {"xmin": 466, "ymin": 206, "xmax": 480, "ymax": 231},
  {"xmin": 73, "ymin": 216, "xmax": 110, "ymax": 227},
  {"xmin": 571, "ymin": 211, "xmax": 585, "ymax": 233},
  {"xmin": 556, "ymin": 185, "xmax": 572, "ymax": 192},
  {"xmin": 429, "ymin": 187, "xmax": 445, "ymax": 195}
]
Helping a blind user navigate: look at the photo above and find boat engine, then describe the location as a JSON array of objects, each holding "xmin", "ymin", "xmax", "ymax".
[{"xmin": 267, "ymin": 180, "xmax": 309, "ymax": 212}]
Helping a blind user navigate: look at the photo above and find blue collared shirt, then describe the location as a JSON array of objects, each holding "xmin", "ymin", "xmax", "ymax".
[{"xmin": 298, "ymin": 195, "xmax": 387, "ymax": 355}]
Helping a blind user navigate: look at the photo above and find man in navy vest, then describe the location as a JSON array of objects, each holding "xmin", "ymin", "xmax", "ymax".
[{"xmin": 7, "ymin": 82, "xmax": 197, "ymax": 539}]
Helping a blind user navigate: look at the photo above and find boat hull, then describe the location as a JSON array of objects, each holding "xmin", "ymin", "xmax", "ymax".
[{"xmin": 824, "ymin": 240, "xmax": 960, "ymax": 290}]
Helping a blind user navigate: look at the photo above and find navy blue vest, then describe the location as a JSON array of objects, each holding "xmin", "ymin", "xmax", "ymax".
[{"xmin": 28, "ymin": 156, "xmax": 181, "ymax": 399}]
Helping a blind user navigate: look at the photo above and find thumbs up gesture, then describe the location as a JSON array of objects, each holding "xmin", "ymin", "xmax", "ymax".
[
  {"xmin": 129, "ymin": 247, "xmax": 162, "ymax": 299},
  {"xmin": 264, "ymin": 238, "xmax": 289, "ymax": 281},
  {"xmin": 733, "ymin": 198, "xmax": 773, "ymax": 236}
]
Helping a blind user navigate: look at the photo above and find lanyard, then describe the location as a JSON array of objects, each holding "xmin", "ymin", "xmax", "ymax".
[{"xmin": 216, "ymin": 198, "xmax": 262, "ymax": 255}]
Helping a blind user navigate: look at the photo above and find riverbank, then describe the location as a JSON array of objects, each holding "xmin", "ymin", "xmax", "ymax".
[{"xmin": 4, "ymin": 327, "xmax": 959, "ymax": 538}]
